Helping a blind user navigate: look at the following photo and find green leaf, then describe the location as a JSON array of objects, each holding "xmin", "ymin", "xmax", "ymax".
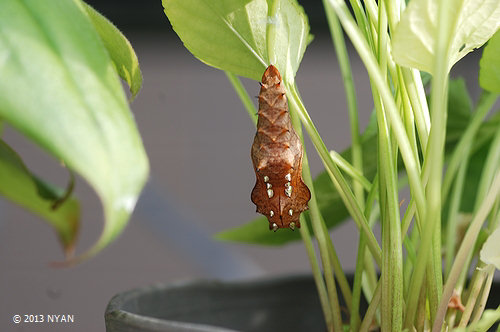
[
  {"xmin": 392, "ymin": 0, "xmax": 500, "ymax": 74},
  {"xmin": 265, "ymin": 0, "xmax": 311, "ymax": 83},
  {"xmin": 0, "ymin": 140, "xmax": 79, "ymax": 256},
  {"xmin": 0, "ymin": 0, "xmax": 149, "ymax": 262},
  {"xmin": 481, "ymin": 226, "xmax": 500, "ymax": 269},
  {"xmin": 83, "ymin": 3, "xmax": 143, "ymax": 100},
  {"xmin": 216, "ymin": 119, "xmax": 379, "ymax": 245},
  {"xmin": 480, "ymin": 30, "xmax": 500, "ymax": 92},
  {"xmin": 445, "ymin": 78, "xmax": 473, "ymax": 144},
  {"xmin": 447, "ymin": 78, "xmax": 472, "ymax": 118},
  {"xmin": 162, "ymin": 0, "xmax": 311, "ymax": 82}
]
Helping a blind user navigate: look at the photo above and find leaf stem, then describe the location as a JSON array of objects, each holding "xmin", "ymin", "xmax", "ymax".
[
  {"xmin": 224, "ymin": 72, "xmax": 257, "ymax": 126},
  {"xmin": 298, "ymin": 215, "xmax": 334, "ymax": 329},
  {"xmin": 287, "ymin": 82, "xmax": 382, "ymax": 266},
  {"xmin": 289, "ymin": 92, "xmax": 342, "ymax": 332},
  {"xmin": 266, "ymin": 0, "xmax": 280, "ymax": 66},
  {"xmin": 432, "ymin": 169, "xmax": 500, "ymax": 331}
]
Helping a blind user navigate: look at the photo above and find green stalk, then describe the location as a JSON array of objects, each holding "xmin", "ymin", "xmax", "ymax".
[
  {"xmin": 470, "ymin": 265, "xmax": 496, "ymax": 324},
  {"xmin": 459, "ymin": 262, "xmax": 489, "ymax": 327},
  {"xmin": 324, "ymin": 226, "xmax": 353, "ymax": 311},
  {"xmin": 329, "ymin": 151, "xmax": 371, "ymax": 191},
  {"xmin": 321, "ymin": 8, "xmax": 373, "ymax": 328},
  {"xmin": 298, "ymin": 216, "xmax": 334, "ymax": 329},
  {"xmin": 266, "ymin": 0, "xmax": 280, "ymax": 65},
  {"xmin": 289, "ymin": 94, "xmax": 342, "ymax": 332},
  {"xmin": 224, "ymin": 72, "xmax": 257, "ymax": 126},
  {"xmin": 402, "ymin": 69, "xmax": 430, "ymax": 152},
  {"xmin": 432, "ymin": 169, "xmax": 500, "ymax": 331},
  {"xmin": 444, "ymin": 157, "xmax": 469, "ymax": 277},
  {"xmin": 441, "ymin": 92, "xmax": 498, "ymax": 201},
  {"xmin": 287, "ymin": 83, "xmax": 382, "ymax": 266},
  {"xmin": 376, "ymin": 2, "xmax": 402, "ymax": 330},
  {"xmin": 473, "ymin": 112, "xmax": 500, "ymax": 213},
  {"xmin": 407, "ymin": 0, "xmax": 455, "ymax": 324},
  {"xmin": 323, "ymin": 0, "xmax": 364, "ymax": 204},
  {"xmin": 326, "ymin": 0, "xmax": 426, "ymax": 224},
  {"xmin": 349, "ymin": 176, "xmax": 379, "ymax": 331},
  {"xmin": 359, "ymin": 281, "xmax": 382, "ymax": 332}
]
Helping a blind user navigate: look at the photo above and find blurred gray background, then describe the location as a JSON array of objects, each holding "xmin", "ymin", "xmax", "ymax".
[{"xmin": 0, "ymin": 1, "xmax": 485, "ymax": 331}]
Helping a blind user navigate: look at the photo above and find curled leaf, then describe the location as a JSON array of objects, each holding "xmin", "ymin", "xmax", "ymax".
[
  {"xmin": 0, "ymin": 0, "xmax": 149, "ymax": 263},
  {"xmin": 0, "ymin": 140, "xmax": 79, "ymax": 256}
]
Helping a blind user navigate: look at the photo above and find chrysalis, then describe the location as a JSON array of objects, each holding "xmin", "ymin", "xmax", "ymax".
[{"xmin": 251, "ymin": 65, "xmax": 311, "ymax": 231}]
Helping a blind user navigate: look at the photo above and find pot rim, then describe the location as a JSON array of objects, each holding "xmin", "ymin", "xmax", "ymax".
[{"xmin": 105, "ymin": 273, "xmax": 315, "ymax": 331}]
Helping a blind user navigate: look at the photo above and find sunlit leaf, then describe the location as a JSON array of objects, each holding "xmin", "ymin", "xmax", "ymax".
[
  {"xmin": 0, "ymin": 0, "xmax": 149, "ymax": 262},
  {"xmin": 162, "ymin": 0, "xmax": 311, "ymax": 82},
  {"xmin": 479, "ymin": 30, "xmax": 500, "ymax": 92},
  {"xmin": 83, "ymin": 3, "xmax": 143, "ymax": 100},
  {"xmin": 392, "ymin": 0, "xmax": 500, "ymax": 74}
]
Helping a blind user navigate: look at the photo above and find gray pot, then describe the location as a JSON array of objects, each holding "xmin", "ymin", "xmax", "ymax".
[
  {"xmin": 105, "ymin": 274, "xmax": 500, "ymax": 332},
  {"xmin": 105, "ymin": 275, "xmax": 328, "ymax": 332}
]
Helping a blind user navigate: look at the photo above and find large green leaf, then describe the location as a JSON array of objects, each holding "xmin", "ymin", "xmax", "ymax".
[
  {"xmin": 392, "ymin": 0, "xmax": 500, "ymax": 74},
  {"xmin": 83, "ymin": 3, "xmax": 143, "ymax": 100},
  {"xmin": 0, "ymin": 140, "xmax": 79, "ymax": 256},
  {"xmin": 162, "ymin": 0, "xmax": 311, "ymax": 82},
  {"xmin": 479, "ymin": 30, "xmax": 500, "ymax": 93},
  {"xmin": 0, "ymin": 0, "xmax": 149, "ymax": 262}
]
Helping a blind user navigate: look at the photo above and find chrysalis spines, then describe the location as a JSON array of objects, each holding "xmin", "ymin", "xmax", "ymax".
[{"xmin": 251, "ymin": 65, "xmax": 311, "ymax": 231}]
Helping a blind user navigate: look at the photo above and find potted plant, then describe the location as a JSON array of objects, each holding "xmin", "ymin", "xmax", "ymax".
[
  {"xmin": 106, "ymin": 0, "xmax": 500, "ymax": 331},
  {"xmin": 2, "ymin": 0, "xmax": 500, "ymax": 331}
]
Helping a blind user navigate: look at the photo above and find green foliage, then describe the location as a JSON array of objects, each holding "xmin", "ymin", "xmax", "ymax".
[
  {"xmin": 480, "ymin": 30, "xmax": 500, "ymax": 92},
  {"xmin": 163, "ymin": 0, "xmax": 500, "ymax": 329},
  {"xmin": 83, "ymin": 3, "xmax": 143, "ymax": 100},
  {"xmin": 392, "ymin": 0, "xmax": 500, "ymax": 74},
  {"xmin": 162, "ymin": 0, "xmax": 311, "ymax": 83},
  {"xmin": 0, "ymin": 140, "xmax": 79, "ymax": 255},
  {"xmin": 0, "ymin": 0, "xmax": 148, "ymax": 261}
]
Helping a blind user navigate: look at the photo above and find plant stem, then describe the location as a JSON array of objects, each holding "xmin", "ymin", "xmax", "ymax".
[
  {"xmin": 289, "ymin": 94, "xmax": 342, "ymax": 332},
  {"xmin": 470, "ymin": 265, "xmax": 495, "ymax": 324},
  {"xmin": 326, "ymin": 0, "xmax": 426, "ymax": 224},
  {"xmin": 322, "ymin": 0, "xmax": 364, "ymax": 204},
  {"xmin": 377, "ymin": 2, "xmax": 403, "ymax": 330},
  {"xmin": 444, "ymin": 157, "xmax": 468, "ymax": 277},
  {"xmin": 359, "ymin": 280, "xmax": 382, "ymax": 332},
  {"xmin": 432, "ymin": 169, "xmax": 500, "ymax": 331},
  {"xmin": 287, "ymin": 82, "xmax": 382, "ymax": 266},
  {"xmin": 329, "ymin": 151, "xmax": 371, "ymax": 191},
  {"xmin": 323, "ymin": 215, "xmax": 353, "ymax": 311},
  {"xmin": 442, "ymin": 92, "xmax": 498, "ymax": 201},
  {"xmin": 266, "ymin": 0, "xmax": 280, "ymax": 65},
  {"xmin": 407, "ymin": 0, "xmax": 455, "ymax": 324},
  {"xmin": 224, "ymin": 72, "xmax": 257, "ymax": 126},
  {"xmin": 459, "ymin": 262, "xmax": 489, "ymax": 327},
  {"xmin": 298, "ymin": 215, "xmax": 334, "ymax": 329}
]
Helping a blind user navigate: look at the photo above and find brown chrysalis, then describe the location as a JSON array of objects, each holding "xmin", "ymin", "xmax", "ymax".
[{"xmin": 251, "ymin": 65, "xmax": 311, "ymax": 231}]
